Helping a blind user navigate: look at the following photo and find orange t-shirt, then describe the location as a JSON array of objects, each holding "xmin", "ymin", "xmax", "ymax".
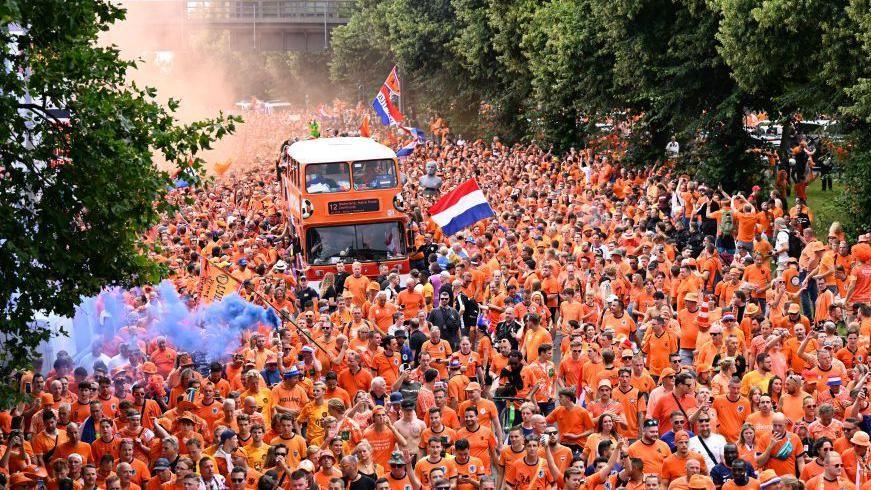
[
  {"xmin": 456, "ymin": 426, "xmax": 497, "ymax": 474},
  {"xmin": 506, "ymin": 458, "xmax": 554, "ymax": 489},
  {"xmin": 521, "ymin": 328, "xmax": 553, "ymax": 362},
  {"xmin": 396, "ymin": 289, "xmax": 425, "ymax": 319},
  {"xmin": 414, "ymin": 457, "xmax": 457, "ymax": 489},
  {"xmin": 755, "ymin": 431, "xmax": 803, "ymax": 475},
  {"xmin": 662, "ymin": 451, "xmax": 707, "ymax": 483},
  {"xmin": 734, "ymin": 211, "xmax": 759, "ymax": 243},
  {"xmin": 628, "ymin": 438, "xmax": 672, "ymax": 474},
  {"xmin": 545, "ymin": 404, "xmax": 594, "ymax": 447},
  {"xmin": 343, "ymin": 275, "xmax": 371, "ymax": 306},
  {"xmin": 362, "ymin": 426, "xmax": 398, "ymax": 469},
  {"xmin": 712, "ymin": 395, "xmax": 750, "ymax": 442}
]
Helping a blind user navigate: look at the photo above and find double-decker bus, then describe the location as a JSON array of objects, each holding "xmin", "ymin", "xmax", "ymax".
[{"xmin": 279, "ymin": 137, "xmax": 411, "ymax": 286}]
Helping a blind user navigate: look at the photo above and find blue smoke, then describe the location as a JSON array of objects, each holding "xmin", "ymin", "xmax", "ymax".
[
  {"xmin": 70, "ymin": 281, "xmax": 281, "ymax": 363},
  {"xmin": 148, "ymin": 280, "xmax": 281, "ymax": 360}
]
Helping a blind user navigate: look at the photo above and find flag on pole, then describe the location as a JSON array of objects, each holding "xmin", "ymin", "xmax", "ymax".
[
  {"xmin": 372, "ymin": 66, "xmax": 404, "ymax": 126},
  {"xmin": 396, "ymin": 127, "xmax": 425, "ymax": 158},
  {"xmin": 428, "ymin": 179, "xmax": 495, "ymax": 236},
  {"xmin": 384, "ymin": 66, "xmax": 401, "ymax": 95},
  {"xmin": 359, "ymin": 114, "xmax": 371, "ymax": 137}
]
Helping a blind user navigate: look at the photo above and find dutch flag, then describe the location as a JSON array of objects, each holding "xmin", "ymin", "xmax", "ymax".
[
  {"xmin": 396, "ymin": 127, "xmax": 425, "ymax": 158},
  {"xmin": 428, "ymin": 179, "xmax": 496, "ymax": 236}
]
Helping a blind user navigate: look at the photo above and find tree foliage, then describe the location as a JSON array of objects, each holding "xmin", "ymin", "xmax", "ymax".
[
  {"xmin": 0, "ymin": 0, "xmax": 239, "ymax": 407},
  {"xmin": 331, "ymin": 0, "xmax": 871, "ymax": 220}
]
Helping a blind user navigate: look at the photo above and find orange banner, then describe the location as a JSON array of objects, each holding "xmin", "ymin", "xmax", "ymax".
[{"xmin": 197, "ymin": 259, "xmax": 241, "ymax": 305}]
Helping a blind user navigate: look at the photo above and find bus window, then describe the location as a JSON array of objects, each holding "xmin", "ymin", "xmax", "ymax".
[
  {"xmin": 306, "ymin": 222, "xmax": 406, "ymax": 264},
  {"xmin": 352, "ymin": 159, "xmax": 397, "ymax": 190},
  {"xmin": 305, "ymin": 162, "xmax": 351, "ymax": 193}
]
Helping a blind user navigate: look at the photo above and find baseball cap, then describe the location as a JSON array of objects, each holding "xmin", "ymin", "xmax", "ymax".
[
  {"xmin": 598, "ymin": 379, "xmax": 612, "ymax": 389},
  {"xmin": 788, "ymin": 303, "xmax": 800, "ymax": 314},
  {"xmin": 389, "ymin": 392, "xmax": 404, "ymax": 404},
  {"xmin": 621, "ymin": 349, "xmax": 634, "ymax": 358},
  {"xmin": 283, "ymin": 367, "xmax": 301, "ymax": 378},
  {"xmin": 220, "ymin": 429, "xmax": 237, "ymax": 443},
  {"xmin": 153, "ymin": 458, "xmax": 171, "ymax": 471},
  {"xmin": 659, "ymin": 367, "xmax": 676, "ymax": 378}
]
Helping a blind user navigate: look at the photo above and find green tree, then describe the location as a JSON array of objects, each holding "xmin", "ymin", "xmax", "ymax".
[
  {"xmin": 0, "ymin": 0, "xmax": 239, "ymax": 407},
  {"xmin": 716, "ymin": 0, "xmax": 871, "ymax": 234}
]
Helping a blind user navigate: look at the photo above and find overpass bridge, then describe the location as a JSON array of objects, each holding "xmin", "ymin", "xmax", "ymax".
[{"xmin": 118, "ymin": 0, "xmax": 354, "ymax": 52}]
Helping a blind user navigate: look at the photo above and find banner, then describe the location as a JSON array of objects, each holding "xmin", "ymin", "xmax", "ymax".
[{"xmin": 198, "ymin": 259, "xmax": 242, "ymax": 305}]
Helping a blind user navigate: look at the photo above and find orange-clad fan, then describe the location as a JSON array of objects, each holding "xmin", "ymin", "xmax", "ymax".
[{"xmin": 8, "ymin": 102, "xmax": 871, "ymax": 490}]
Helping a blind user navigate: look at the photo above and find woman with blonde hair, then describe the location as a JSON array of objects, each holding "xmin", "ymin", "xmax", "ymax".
[
  {"xmin": 353, "ymin": 440, "xmax": 384, "ymax": 480},
  {"xmin": 319, "ymin": 272, "xmax": 337, "ymax": 310}
]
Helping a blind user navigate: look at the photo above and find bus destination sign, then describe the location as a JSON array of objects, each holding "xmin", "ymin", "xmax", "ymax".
[{"xmin": 328, "ymin": 199, "xmax": 380, "ymax": 215}]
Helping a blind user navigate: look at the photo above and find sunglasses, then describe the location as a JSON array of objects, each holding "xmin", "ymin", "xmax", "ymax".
[{"xmin": 231, "ymin": 479, "xmax": 245, "ymax": 483}]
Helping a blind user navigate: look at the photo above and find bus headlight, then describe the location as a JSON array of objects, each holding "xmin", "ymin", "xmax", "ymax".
[
  {"xmin": 302, "ymin": 199, "xmax": 313, "ymax": 219},
  {"xmin": 393, "ymin": 193, "xmax": 405, "ymax": 211}
]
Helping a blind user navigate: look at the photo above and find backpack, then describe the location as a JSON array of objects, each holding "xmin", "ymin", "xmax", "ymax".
[
  {"xmin": 787, "ymin": 231, "xmax": 803, "ymax": 259},
  {"xmin": 719, "ymin": 210, "xmax": 735, "ymax": 236}
]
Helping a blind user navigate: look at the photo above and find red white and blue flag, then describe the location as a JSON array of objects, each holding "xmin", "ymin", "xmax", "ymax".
[
  {"xmin": 396, "ymin": 127, "xmax": 425, "ymax": 158},
  {"xmin": 428, "ymin": 179, "xmax": 495, "ymax": 236},
  {"xmin": 372, "ymin": 66, "xmax": 404, "ymax": 126}
]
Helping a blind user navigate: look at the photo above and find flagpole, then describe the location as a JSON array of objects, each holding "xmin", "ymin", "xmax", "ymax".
[
  {"xmin": 397, "ymin": 64, "xmax": 403, "ymax": 115},
  {"xmin": 203, "ymin": 260, "xmax": 331, "ymax": 356}
]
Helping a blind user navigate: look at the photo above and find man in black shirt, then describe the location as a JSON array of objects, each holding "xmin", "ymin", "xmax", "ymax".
[
  {"xmin": 334, "ymin": 261, "xmax": 349, "ymax": 295},
  {"xmin": 494, "ymin": 306, "xmax": 523, "ymax": 351},
  {"xmin": 416, "ymin": 234, "xmax": 439, "ymax": 265},
  {"xmin": 427, "ymin": 292, "xmax": 462, "ymax": 349},
  {"xmin": 294, "ymin": 276, "xmax": 319, "ymax": 311},
  {"xmin": 407, "ymin": 318, "xmax": 428, "ymax": 363},
  {"xmin": 341, "ymin": 455, "xmax": 375, "ymax": 490}
]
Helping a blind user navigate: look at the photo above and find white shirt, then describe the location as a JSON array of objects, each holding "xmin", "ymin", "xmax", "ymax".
[
  {"xmin": 202, "ymin": 474, "xmax": 226, "ymax": 490},
  {"xmin": 775, "ymin": 230, "xmax": 791, "ymax": 265},
  {"xmin": 688, "ymin": 433, "xmax": 727, "ymax": 469}
]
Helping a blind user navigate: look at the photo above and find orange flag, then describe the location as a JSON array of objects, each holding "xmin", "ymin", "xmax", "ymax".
[{"xmin": 360, "ymin": 114, "xmax": 371, "ymax": 137}]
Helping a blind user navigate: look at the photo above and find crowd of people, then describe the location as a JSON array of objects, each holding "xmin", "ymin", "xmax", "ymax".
[{"xmin": 2, "ymin": 104, "xmax": 871, "ymax": 490}]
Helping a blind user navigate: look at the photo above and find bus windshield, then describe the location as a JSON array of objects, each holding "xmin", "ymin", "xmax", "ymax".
[
  {"xmin": 352, "ymin": 159, "xmax": 397, "ymax": 190},
  {"xmin": 306, "ymin": 222, "xmax": 406, "ymax": 264},
  {"xmin": 305, "ymin": 162, "xmax": 351, "ymax": 193}
]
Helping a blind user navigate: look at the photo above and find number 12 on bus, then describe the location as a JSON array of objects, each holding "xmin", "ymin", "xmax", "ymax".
[{"xmin": 279, "ymin": 137, "xmax": 412, "ymax": 286}]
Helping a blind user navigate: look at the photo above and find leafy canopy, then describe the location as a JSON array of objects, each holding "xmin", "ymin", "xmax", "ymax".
[{"xmin": 0, "ymin": 0, "xmax": 239, "ymax": 407}]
